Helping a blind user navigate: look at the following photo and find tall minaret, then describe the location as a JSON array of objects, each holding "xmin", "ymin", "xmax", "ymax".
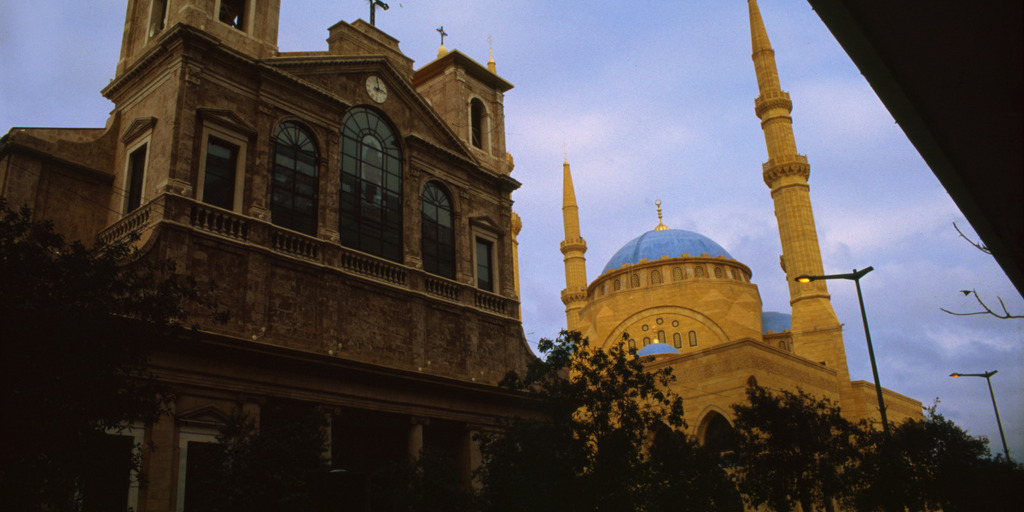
[
  {"xmin": 560, "ymin": 159, "xmax": 589, "ymax": 331},
  {"xmin": 748, "ymin": 0, "xmax": 849, "ymax": 381}
]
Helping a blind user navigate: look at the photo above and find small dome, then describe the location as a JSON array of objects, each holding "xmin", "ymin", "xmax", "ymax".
[
  {"xmin": 761, "ymin": 312, "xmax": 792, "ymax": 334},
  {"xmin": 602, "ymin": 229, "xmax": 733, "ymax": 274},
  {"xmin": 637, "ymin": 343, "xmax": 681, "ymax": 356}
]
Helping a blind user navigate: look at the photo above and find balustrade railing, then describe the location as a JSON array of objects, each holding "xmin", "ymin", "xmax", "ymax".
[
  {"xmin": 191, "ymin": 205, "xmax": 248, "ymax": 241},
  {"xmin": 271, "ymin": 230, "xmax": 319, "ymax": 260},
  {"xmin": 99, "ymin": 195, "xmax": 518, "ymax": 318},
  {"xmin": 425, "ymin": 276, "xmax": 461, "ymax": 302},
  {"xmin": 98, "ymin": 202, "xmax": 152, "ymax": 245}
]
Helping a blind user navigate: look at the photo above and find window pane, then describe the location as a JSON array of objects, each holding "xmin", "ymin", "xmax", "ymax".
[
  {"xmin": 476, "ymin": 238, "xmax": 493, "ymax": 291},
  {"xmin": 339, "ymin": 108, "xmax": 403, "ymax": 261},
  {"xmin": 271, "ymin": 122, "xmax": 318, "ymax": 236},
  {"xmin": 202, "ymin": 137, "xmax": 238, "ymax": 210},
  {"xmin": 126, "ymin": 145, "xmax": 147, "ymax": 212}
]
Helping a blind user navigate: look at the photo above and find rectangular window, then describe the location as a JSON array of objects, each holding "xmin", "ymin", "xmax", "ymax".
[
  {"xmin": 125, "ymin": 145, "xmax": 147, "ymax": 213},
  {"xmin": 202, "ymin": 137, "xmax": 239, "ymax": 210},
  {"xmin": 476, "ymin": 238, "xmax": 494, "ymax": 292},
  {"xmin": 149, "ymin": 0, "xmax": 168, "ymax": 37}
]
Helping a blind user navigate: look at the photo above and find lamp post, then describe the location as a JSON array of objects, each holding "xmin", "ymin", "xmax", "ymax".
[
  {"xmin": 950, "ymin": 370, "xmax": 1010, "ymax": 461},
  {"xmin": 795, "ymin": 266, "xmax": 890, "ymax": 437}
]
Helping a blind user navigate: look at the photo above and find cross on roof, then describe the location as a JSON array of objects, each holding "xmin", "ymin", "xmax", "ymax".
[
  {"xmin": 369, "ymin": 0, "xmax": 389, "ymax": 26},
  {"xmin": 437, "ymin": 26, "xmax": 448, "ymax": 46}
]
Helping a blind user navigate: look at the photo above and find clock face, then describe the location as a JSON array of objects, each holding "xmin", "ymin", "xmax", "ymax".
[{"xmin": 365, "ymin": 75, "xmax": 388, "ymax": 103}]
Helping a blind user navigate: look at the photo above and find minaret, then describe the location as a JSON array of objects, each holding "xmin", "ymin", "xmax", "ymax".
[
  {"xmin": 748, "ymin": 0, "xmax": 850, "ymax": 381},
  {"xmin": 560, "ymin": 159, "xmax": 589, "ymax": 330}
]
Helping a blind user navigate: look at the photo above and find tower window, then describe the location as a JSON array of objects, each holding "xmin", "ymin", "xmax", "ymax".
[
  {"xmin": 657, "ymin": 330, "xmax": 666, "ymax": 344},
  {"xmin": 714, "ymin": 266, "xmax": 723, "ymax": 278},
  {"xmin": 651, "ymin": 270, "xmax": 662, "ymax": 284},
  {"xmin": 630, "ymin": 274, "xmax": 640, "ymax": 288},
  {"xmin": 672, "ymin": 267, "xmax": 683, "ymax": 281},
  {"xmin": 475, "ymin": 238, "xmax": 494, "ymax": 292},
  {"xmin": 149, "ymin": 0, "xmax": 168, "ymax": 37},
  {"xmin": 340, "ymin": 108, "xmax": 403, "ymax": 261},
  {"xmin": 694, "ymin": 266, "xmax": 705, "ymax": 277},
  {"xmin": 613, "ymin": 279, "xmax": 621, "ymax": 291},
  {"xmin": 470, "ymin": 98, "xmax": 486, "ymax": 149},
  {"xmin": 688, "ymin": 331, "xmax": 698, "ymax": 347},
  {"xmin": 219, "ymin": 0, "xmax": 247, "ymax": 30},
  {"xmin": 125, "ymin": 144, "xmax": 147, "ymax": 213},
  {"xmin": 201, "ymin": 137, "xmax": 239, "ymax": 210},
  {"xmin": 421, "ymin": 182, "xmax": 455, "ymax": 279},
  {"xmin": 673, "ymin": 333, "xmax": 682, "ymax": 348},
  {"xmin": 271, "ymin": 121, "xmax": 319, "ymax": 236}
]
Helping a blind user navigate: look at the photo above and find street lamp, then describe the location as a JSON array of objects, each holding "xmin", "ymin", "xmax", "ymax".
[
  {"xmin": 950, "ymin": 370, "xmax": 1010, "ymax": 461},
  {"xmin": 795, "ymin": 266, "xmax": 890, "ymax": 437}
]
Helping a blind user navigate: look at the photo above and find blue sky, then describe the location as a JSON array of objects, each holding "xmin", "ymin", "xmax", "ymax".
[{"xmin": 2, "ymin": 0, "xmax": 1021, "ymax": 457}]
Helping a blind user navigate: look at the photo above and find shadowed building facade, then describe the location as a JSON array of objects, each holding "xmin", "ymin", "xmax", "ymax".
[
  {"xmin": 0, "ymin": 0, "xmax": 534, "ymax": 509},
  {"xmin": 559, "ymin": 0, "xmax": 923, "ymax": 449}
]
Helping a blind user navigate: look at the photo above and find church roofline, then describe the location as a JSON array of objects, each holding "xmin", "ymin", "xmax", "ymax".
[{"xmin": 413, "ymin": 49, "xmax": 513, "ymax": 92}]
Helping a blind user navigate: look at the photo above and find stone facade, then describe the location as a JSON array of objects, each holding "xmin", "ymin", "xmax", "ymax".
[{"xmin": 0, "ymin": 1, "xmax": 534, "ymax": 510}]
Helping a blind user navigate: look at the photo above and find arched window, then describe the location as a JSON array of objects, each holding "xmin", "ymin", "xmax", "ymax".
[
  {"xmin": 657, "ymin": 331, "xmax": 666, "ymax": 344},
  {"xmin": 631, "ymin": 274, "xmax": 640, "ymax": 288},
  {"xmin": 673, "ymin": 333, "xmax": 682, "ymax": 348},
  {"xmin": 642, "ymin": 337, "xmax": 651, "ymax": 346},
  {"xmin": 778, "ymin": 340, "xmax": 788, "ymax": 351},
  {"xmin": 470, "ymin": 98, "xmax": 486, "ymax": 149},
  {"xmin": 694, "ymin": 266, "xmax": 705, "ymax": 277},
  {"xmin": 703, "ymin": 413, "xmax": 739, "ymax": 467},
  {"xmin": 421, "ymin": 182, "xmax": 454, "ymax": 279},
  {"xmin": 339, "ymin": 108, "xmax": 403, "ymax": 262},
  {"xmin": 271, "ymin": 121, "xmax": 319, "ymax": 236},
  {"xmin": 714, "ymin": 266, "xmax": 723, "ymax": 278},
  {"xmin": 651, "ymin": 270, "xmax": 662, "ymax": 284},
  {"xmin": 613, "ymin": 279, "xmax": 621, "ymax": 291},
  {"xmin": 628, "ymin": 339, "xmax": 636, "ymax": 351},
  {"xmin": 672, "ymin": 267, "xmax": 683, "ymax": 281},
  {"xmin": 688, "ymin": 331, "xmax": 698, "ymax": 347}
]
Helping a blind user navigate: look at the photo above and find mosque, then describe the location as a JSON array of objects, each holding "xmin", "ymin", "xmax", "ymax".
[{"xmin": 558, "ymin": 0, "xmax": 923, "ymax": 446}]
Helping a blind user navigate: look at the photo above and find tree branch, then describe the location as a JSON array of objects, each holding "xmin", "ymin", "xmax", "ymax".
[{"xmin": 940, "ymin": 290, "xmax": 1024, "ymax": 319}]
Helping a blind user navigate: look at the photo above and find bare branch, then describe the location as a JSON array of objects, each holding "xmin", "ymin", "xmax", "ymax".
[
  {"xmin": 941, "ymin": 290, "xmax": 1024, "ymax": 319},
  {"xmin": 953, "ymin": 222, "xmax": 991, "ymax": 254}
]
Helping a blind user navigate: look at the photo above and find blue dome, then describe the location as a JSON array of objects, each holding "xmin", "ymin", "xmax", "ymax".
[
  {"xmin": 602, "ymin": 229, "xmax": 733, "ymax": 275},
  {"xmin": 637, "ymin": 343, "xmax": 682, "ymax": 356},
  {"xmin": 761, "ymin": 312, "xmax": 792, "ymax": 334}
]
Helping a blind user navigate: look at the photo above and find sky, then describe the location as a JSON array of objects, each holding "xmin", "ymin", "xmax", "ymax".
[{"xmin": 2, "ymin": 0, "xmax": 1021, "ymax": 458}]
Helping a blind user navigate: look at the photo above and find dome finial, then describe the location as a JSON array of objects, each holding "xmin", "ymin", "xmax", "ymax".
[{"xmin": 654, "ymin": 198, "xmax": 669, "ymax": 231}]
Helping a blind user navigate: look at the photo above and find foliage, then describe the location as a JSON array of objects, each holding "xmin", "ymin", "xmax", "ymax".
[
  {"xmin": 0, "ymin": 199, "xmax": 225, "ymax": 510},
  {"xmin": 853, "ymin": 402, "xmax": 1024, "ymax": 511},
  {"xmin": 186, "ymin": 401, "xmax": 332, "ymax": 512},
  {"xmin": 367, "ymin": 447, "xmax": 478, "ymax": 512},
  {"xmin": 731, "ymin": 384, "xmax": 863, "ymax": 512},
  {"xmin": 477, "ymin": 330, "xmax": 736, "ymax": 512}
]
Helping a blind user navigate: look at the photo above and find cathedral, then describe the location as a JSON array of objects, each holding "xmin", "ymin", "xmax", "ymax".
[
  {"xmin": 558, "ymin": 0, "xmax": 923, "ymax": 447},
  {"xmin": 1, "ymin": 0, "xmax": 534, "ymax": 509}
]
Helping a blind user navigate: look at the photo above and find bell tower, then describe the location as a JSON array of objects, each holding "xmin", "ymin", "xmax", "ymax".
[
  {"xmin": 115, "ymin": 0, "xmax": 281, "ymax": 77},
  {"xmin": 748, "ymin": 0, "xmax": 850, "ymax": 382}
]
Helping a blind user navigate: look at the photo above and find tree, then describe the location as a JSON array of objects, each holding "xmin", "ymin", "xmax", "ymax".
[
  {"xmin": 731, "ymin": 384, "xmax": 863, "ymax": 512},
  {"xmin": 0, "ymin": 200, "xmax": 224, "ymax": 510},
  {"xmin": 185, "ymin": 400, "xmax": 333, "ymax": 512},
  {"xmin": 853, "ymin": 402, "xmax": 1024, "ymax": 512},
  {"xmin": 476, "ymin": 330, "xmax": 735, "ymax": 512}
]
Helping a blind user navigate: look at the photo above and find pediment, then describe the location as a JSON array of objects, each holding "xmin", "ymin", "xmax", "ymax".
[
  {"xmin": 177, "ymin": 404, "xmax": 230, "ymax": 429},
  {"xmin": 120, "ymin": 116, "xmax": 157, "ymax": 143},
  {"xmin": 197, "ymin": 109, "xmax": 257, "ymax": 136},
  {"xmin": 262, "ymin": 56, "xmax": 478, "ymax": 167},
  {"xmin": 469, "ymin": 215, "xmax": 503, "ymax": 234}
]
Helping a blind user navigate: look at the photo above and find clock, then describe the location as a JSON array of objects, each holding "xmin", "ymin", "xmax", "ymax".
[{"xmin": 365, "ymin": 75, "xmax": 388, "ymax": 103}]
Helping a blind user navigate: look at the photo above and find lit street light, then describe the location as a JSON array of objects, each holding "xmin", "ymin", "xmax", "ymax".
[
  {"xmin": 795, "ymin": 266, "xmax": 890, "ymax": 437},
  {"xmin": 950, "ymin": 370, "xmax": 1011, "ymax": 461}
]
